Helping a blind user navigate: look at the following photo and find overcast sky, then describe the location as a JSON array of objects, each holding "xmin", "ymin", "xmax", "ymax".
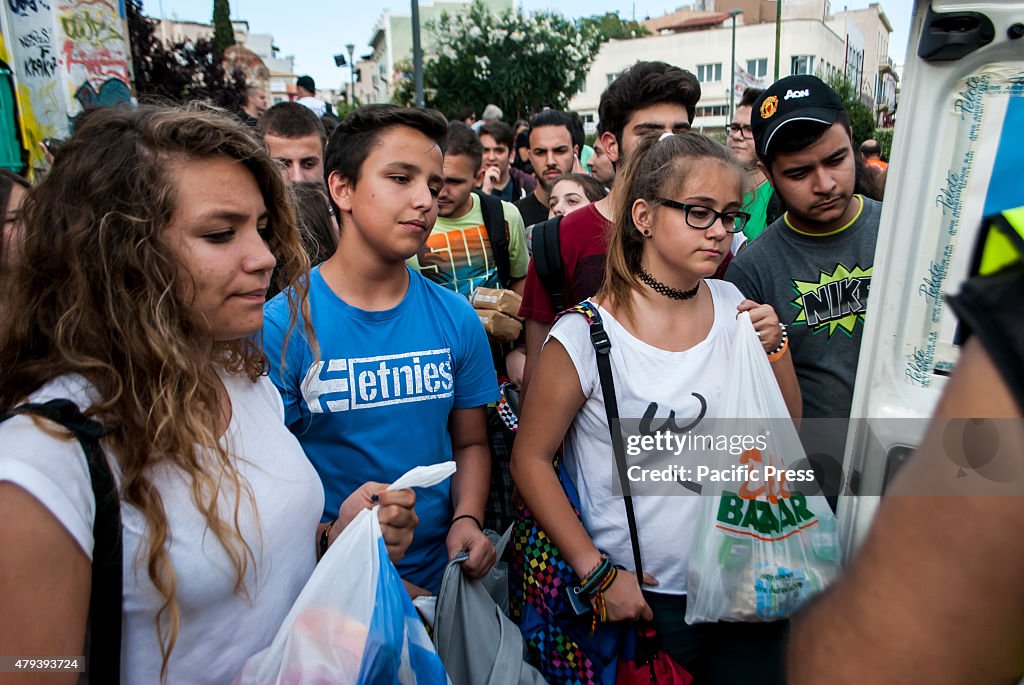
[{"xmin": 152, "ymin": 0, "xmax": 916, "ymax": 91}]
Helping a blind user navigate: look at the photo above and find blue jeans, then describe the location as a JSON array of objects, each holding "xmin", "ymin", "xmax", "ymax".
[{"xmin": 645, "ymin": 592, "xmax": 789, "ymax": 684}]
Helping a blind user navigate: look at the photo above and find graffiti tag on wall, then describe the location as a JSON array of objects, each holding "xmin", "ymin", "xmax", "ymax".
[
  {"xmin": 5, "ymin": 0, "xmax": 133, "ymax": 173},
  {"xmin": 17, "ymin": 28, "xmax": 57, "ymax": 79},
  {"xmin": 60, "ymin": 5, "xmax": 122, "ymax": 42},
  {"xmin": 7, "ymin": 0, "xmax": 52, "ymax": 18},
  {"xmin": 6, "ymin": 0, "xmax": 65, "ymax": 172},
  {"xmin": 62, "ymin": 41, "xmax": 128, "ymax": 84},
  {"xmin": 57, "ymin": 0, "xmax": 130, "ymax": 113},
  {"xmin": 73, "ymin": 77, "xmax": 130, "ymax": 109}
]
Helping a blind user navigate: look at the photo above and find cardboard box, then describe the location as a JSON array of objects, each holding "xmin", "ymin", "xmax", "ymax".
[
  {"xmin": 470, "ymin": 287, "xmax": 523, "ymax": 319},
  {"xmin": 476, "ymin": 309, "xmax": 523, "ymax": 343}
]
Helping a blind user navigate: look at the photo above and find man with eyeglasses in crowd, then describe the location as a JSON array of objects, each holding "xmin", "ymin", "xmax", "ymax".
[{"xmin": 728, "ymin": 87, "xmax": 782, "ymax": 242}]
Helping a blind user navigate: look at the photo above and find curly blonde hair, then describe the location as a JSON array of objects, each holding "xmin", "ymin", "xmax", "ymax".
[{"xmin": 0, "ymin": 104, "xmax": 312, "ymax": 677}]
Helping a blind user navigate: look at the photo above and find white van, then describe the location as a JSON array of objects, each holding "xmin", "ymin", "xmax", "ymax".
[{"xmin": 839, "ymin": 0, "xmax": 1023, "ymax": 553}]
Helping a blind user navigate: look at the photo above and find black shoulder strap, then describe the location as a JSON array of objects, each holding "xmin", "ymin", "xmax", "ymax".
[
  {"xmin": 1, "ymin": 399, "xmax": 122, "ymax": 683},
  {"xmin": 567, "ymin": 302, "xmax": 644, "ymax": 581},
  {"xmin": 474, "ymin": 190, "xmax": 512, "ymax": 288},
  {"xmin": 532, "ymin": 215, "xmax": 566, "ymax": 313}
]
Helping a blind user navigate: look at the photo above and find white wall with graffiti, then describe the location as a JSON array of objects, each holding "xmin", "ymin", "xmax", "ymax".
[{"xmin": 0, "ymin": 0, "xmax": 132, "ymax": 175}]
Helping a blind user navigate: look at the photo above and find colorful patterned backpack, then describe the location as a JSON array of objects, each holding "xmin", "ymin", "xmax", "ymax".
[{"xmin": 508, "ymin": 305, "xmax": 620, "ymax": 685}]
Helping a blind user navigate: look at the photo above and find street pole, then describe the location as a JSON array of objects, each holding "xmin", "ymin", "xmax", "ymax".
[
  {"xmin": 346, "ymin": 43, "xmax": 355, "ymax": 105},
  {"xmin": 774, "ymin": 0, "xmax": 782, "ymax": 80},
  {"xmin": 411, "ymin": 0, "xmax": 424, "ymax": 107},
  {"xmin": 729, "ymin": 9, "xmax": 741, "ymax": 118}
]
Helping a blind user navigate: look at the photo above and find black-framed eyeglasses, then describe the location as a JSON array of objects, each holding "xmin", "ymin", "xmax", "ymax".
[
  {"xmin": 727, "ymin": 123, "xmax": 753, "ymax": 140},
  {"xmin": 656, "ymin": 198, "xmax": 750, "ymax": 234}
]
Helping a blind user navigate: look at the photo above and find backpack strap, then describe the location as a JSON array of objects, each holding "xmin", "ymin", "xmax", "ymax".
[
  {"xmin": 1, "ymin": 399, "xmax": 122, "ymax": 683},
  {"xmin": 559, "ymin": 301, "xmax": 645, "ymax": 581},
  {"xmin": 531, "ymin": 215, "xmax": 566, "ymax": 313},
  {"xmin": 474, "ymin": 190, "xmax": 512, "ymax": 289}
]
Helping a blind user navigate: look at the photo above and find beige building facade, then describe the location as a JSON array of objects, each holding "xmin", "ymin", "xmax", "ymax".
[
  {"xmin": 573, "ymin": 0, "xmax": 897, "ymax": 132},
  {"xmin": 570, "ymin": 18, "xmax": 851, "ymax": 133},
  {"xmin": 833, "ymin": 3, "xmax": 899, "ymax": 125}
]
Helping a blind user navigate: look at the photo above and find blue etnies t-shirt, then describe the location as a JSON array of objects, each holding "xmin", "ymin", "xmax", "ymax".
[{"xmin": 262, "ymin": 266, "xmax": 499, "ymax": 593}]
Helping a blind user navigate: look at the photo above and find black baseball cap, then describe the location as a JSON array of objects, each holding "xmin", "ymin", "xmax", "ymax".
[{"xmin": 751, "ymin": 75, "xmax": 845, "ymax": 157}]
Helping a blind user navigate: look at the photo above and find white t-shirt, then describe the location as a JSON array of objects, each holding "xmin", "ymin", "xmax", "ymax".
[
  {"xmin": 0, "ymin": 372, "xmax": 324, "ymax": 683},
  {"xmin": 732, "ymin": 231, "xmax": 747, "ymax": 255},
  {"xmin": 548, "ymin": 279, "xmax": 746, "ymax": 594},
  {"xmin": 296, "ymin": 96, "xmax": 327, "ymax": 117}
]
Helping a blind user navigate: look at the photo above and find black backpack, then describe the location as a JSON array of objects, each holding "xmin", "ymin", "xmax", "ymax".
[
  {"xmin": 529, "ymin": 214, "xmax": 566, "ymax": 312},
  {"xmin": 472, "ymin": 190, "xmax": 512, "ymax": 289}
]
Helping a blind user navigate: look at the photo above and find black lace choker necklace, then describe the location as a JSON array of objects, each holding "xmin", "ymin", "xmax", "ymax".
[{"xmin": 637, "ymin": 266, "xmax": 700, "ymax": 300}]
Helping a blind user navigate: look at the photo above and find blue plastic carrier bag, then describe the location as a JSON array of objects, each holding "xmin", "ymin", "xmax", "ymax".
[{"xmin": 237, "ymin": 464, "xmax": 455, "ymax": 685}]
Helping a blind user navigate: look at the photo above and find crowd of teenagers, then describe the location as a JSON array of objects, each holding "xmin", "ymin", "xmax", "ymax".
[{"xmin": 1, "ymin": 57, "xmax": 1022, "ymax": 685}]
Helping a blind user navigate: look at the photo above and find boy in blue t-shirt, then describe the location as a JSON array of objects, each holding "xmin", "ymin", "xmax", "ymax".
[{"xmin": 263, "ymin": 105, "xmax": 499, "ymax": 595}]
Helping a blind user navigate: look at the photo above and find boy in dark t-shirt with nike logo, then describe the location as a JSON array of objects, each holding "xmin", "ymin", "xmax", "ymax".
[{"xmin": 726, "ymin": 75, "xmax": 881, "ymax": 483}]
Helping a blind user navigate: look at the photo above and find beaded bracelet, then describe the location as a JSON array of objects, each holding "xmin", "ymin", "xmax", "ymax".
[{"xmin": 768, "ymin": 324, "xmax": 789, "ymax": 362}]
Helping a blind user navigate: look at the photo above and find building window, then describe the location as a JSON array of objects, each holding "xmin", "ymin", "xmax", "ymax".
[
  {"xmin": 697, "ymin": 63, "xmax": 723, "ymax": 83},
  {"xmin": 791, "ymin": 55, "xmax": 815, "ymax": 75},
  {"xmin": 696, "ymin": 105, "xmax": 729, "ymax": 117},
  {"xmin": 746, "ymin": 58, "xmax": 768, "ymax": 78},
  {"xmin": 607, "ymin": 72, "xmax": 620, "ymax": 86}
]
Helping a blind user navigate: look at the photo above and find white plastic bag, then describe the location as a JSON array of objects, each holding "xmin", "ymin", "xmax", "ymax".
[
  {"xmin": 685, "ymin": 313, "xmax": 841, "ymax": 624},
  {"xmin": 236, "ymin": 463, "xmax": 457, "ymax": 685}
]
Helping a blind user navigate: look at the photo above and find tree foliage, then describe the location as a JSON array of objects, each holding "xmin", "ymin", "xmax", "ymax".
[
  {"xmin": 390, "ymin": 60, "xmax": 416, "ymax": 108},
  {"xmin": 398, "ymin": 2, "xmax": 601, "ymax": 119},
  {"xmin": 212, "ymin": 0, "xmax": 236, "ymax": 54},
  {"xmin": 334, "ymin": 98, "xmax": 365, "ymax": 121},
  {"xmin": 578, "ymin": 12, "xmax": 650, "ymax": 42},
  {"xmin": 127, "ymin": 0, "xmax": 245, "ymax": 105},
  {"xmin": 873, "ymin": 127, "xmax": 893, "ymax": 160},
  {"xmin": 823, "ymin": 71, "xmax": 876, "ymax": 147}
]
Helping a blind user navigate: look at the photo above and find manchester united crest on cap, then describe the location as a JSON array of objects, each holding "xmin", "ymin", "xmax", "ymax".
[{"xmin": 760, "ymin": 95, "xmax": 779, "ymax": 119}]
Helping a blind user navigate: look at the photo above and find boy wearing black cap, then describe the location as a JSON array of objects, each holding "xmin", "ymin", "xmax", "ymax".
[
  {"xmin": 295, "ymin": 75, "xmax": 327, "ymax": 117},
  {"xmin": 726, "ymin": 75, "xmax": 881, "ymax": 429}
]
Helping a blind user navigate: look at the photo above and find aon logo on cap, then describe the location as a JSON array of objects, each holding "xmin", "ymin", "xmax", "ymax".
[{"xmin": 784, "ymin": 89, "xmax": 810, "ymax": 100}]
